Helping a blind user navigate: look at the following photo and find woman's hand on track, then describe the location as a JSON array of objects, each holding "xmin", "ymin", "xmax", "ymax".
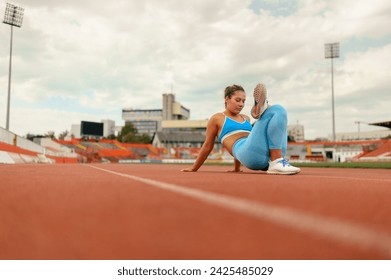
[{"xmin": 181, "ymin": 168, "xmax": 196, "ymax": 172}]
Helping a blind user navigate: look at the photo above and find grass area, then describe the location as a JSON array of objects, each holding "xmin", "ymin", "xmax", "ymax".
[
  {"xmin": 292, "ymin": 162, "xmax": 391, "ymax": 169},
  {"xmin": 203, "ymin": 161, "xmax": 391, "ymax": 169}
]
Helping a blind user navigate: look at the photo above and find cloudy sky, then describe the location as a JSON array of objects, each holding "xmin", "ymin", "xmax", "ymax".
[{"xmin": 0, "ymin": 0, "xmax": 390, "ymax": 140}]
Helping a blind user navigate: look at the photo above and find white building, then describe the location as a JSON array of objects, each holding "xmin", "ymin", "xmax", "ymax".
[
  {"xmin": 122, "ymin": 93, "xmax": 190, "ymax": 137},
  {"xmin": 101, "ymin": 119, "xmax": 116, "ymax": 137},
  {"xmin": 70, "ymin": 124, "xmax": 81, "ymax": 138},
  {"xmin": 287, "ymin": 124, "xmax": 305, "ymax": 142}
]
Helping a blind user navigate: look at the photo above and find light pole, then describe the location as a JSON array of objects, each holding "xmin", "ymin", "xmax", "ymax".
[
  {"xmin": 3, "ymin": 2, "xmax": 24, "ymax": 131},
  {"xmin": 324, "ymin": 42, "xmax": 339, "ymax": 142},
  {"xmin": 354, "ymin": 121, "xmax": 367, "ymax": 140}
]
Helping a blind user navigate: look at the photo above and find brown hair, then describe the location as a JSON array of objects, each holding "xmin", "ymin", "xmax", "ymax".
[{"xmin": 224, "ymin": 84, "xmax": 244, "ymax": 107}]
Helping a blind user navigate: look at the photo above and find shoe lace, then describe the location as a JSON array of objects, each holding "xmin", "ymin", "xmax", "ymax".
[{"xmin": 279, "ymin": 159, "xmax": 290, "ymax": 167}]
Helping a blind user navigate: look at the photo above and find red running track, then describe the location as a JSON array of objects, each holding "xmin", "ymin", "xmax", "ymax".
[{"xmin": 0, "ymin": 163, "xmax": 390, "ymax": 260}]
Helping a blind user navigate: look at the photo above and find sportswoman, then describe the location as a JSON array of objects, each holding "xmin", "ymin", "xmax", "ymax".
[{"xmin": 181, "ymin": 83, "xmax": 300, "ymax": 175}]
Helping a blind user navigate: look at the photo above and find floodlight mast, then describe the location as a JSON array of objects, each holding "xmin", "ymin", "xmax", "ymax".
[
  {"xmin": 3, "ymin": 3, "xmax": 24, "ymax": 131},
  {"xmin": 324, "ymin": 42, "xmax": 339, "ymax": 142}
]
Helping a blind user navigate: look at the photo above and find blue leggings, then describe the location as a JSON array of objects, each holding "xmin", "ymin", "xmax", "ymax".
[{"xmin": 232, "ymin": 104, "xmax": 287, "ymax": 170}]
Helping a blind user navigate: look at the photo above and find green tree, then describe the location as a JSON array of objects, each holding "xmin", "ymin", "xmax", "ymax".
[
  {"xmin": 117, "ymin": 123, "xmax": 151, "ymax": 144},
  {"xmin": 45, "ymin": 131, "xmax": 56, "ymax": 139},
  {"xmin": 137, "ymin": 133, "xmax": 152, "ymax": 143},
  {"xmin": 58, "ymin": 130, "xmax": 69, "ymax": 140},
  {"xmin": 25, "ymin": 133, "xmax": 36, "ymax": 141},
  {"xmin": 106, "ymin": 134, "xmax": 116, "ymax": 140}
]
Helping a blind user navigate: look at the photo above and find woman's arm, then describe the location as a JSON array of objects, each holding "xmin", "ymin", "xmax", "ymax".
[
  {"xmin": 181, "ymin": 116, "xmax": 219, "ymax": 172},
  {"xmin": 227, "ymin": 158, "xmax": 242, "ymax": 172},
  {"xmin": 234, "ymin": 158, "xmax": 242, "ymax": 172}
]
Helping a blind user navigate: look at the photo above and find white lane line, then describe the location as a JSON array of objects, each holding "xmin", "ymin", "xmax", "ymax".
[{"xmin": 88, "ymin": 165, "xmax": 391, "ymax": 257}]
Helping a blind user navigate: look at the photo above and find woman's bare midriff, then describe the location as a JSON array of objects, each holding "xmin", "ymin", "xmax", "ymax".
[{"xmin": 222, "ymin": 132, "xmax": 250, "ymax": 155}]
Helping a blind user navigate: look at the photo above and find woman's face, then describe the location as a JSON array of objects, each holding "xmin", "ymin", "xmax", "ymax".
[{"xmin": 225, "ymin": 90, "xmax": 246, "ymax": 114}]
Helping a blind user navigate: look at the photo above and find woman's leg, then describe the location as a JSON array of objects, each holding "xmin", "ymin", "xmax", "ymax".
[
  {"xmin": 263, "ymin": 104, "xmax": 287, "ymax": 159},
  {"xmin": 234, "ymin": 105, "xmax": 287, "ymax": 170},
  {"xmin": 259, "ymin": 105, "xmax": 299, "ymax": 174},
  {"xmin": 234, "ymin": 104, "xmax": 299, "ymax": 174}
]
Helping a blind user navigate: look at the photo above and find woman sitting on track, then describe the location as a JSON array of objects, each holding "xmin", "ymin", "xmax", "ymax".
[{"xmin": 181, "ymin": 83, "xmax": 300, "ymax": 175}]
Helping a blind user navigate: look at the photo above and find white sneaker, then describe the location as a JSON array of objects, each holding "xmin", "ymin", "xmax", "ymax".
[
  {"xmin": 251, "ymin": 83, "xmax": 269, "ymax": 119},
  {"xmin": 267, "ymin": 158, "xmax": 301, "ymax": 175}
]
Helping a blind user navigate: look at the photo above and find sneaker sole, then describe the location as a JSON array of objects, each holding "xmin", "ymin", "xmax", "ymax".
[
  {"xmin": 266, "ymin": 170, "xmax": 301, "ymax": 175},
  {"xmin": 251, "ymin": 83, "xmax": 268, "ymax": 119}
]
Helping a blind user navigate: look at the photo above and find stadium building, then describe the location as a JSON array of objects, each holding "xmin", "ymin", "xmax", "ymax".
[
  {"xmin": 122, "ymin": 93, "xmax": 190, "ymax": 136},
  {"xmin": 122, "ymin": 93, "xmax": 210, "ymax": 149}
]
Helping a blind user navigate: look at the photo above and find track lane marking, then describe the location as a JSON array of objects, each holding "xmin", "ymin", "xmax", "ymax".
[{"xmin": 88, "ymin": 165, "xmax": 391, "ymax": 257}]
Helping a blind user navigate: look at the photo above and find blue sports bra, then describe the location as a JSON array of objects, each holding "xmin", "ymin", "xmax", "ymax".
[{"xmin": 218, "ymin": 114, "xmax": 252, "ymax": 143}]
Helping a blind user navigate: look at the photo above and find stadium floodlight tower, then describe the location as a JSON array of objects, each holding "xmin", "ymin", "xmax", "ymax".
[
  {"xmin": 3, "ymin": 2, "xmax": 24, "ymax": 131},
  {"xmin": 324, "ymin": 42, "xmax": 339, "ymax": 142}
]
